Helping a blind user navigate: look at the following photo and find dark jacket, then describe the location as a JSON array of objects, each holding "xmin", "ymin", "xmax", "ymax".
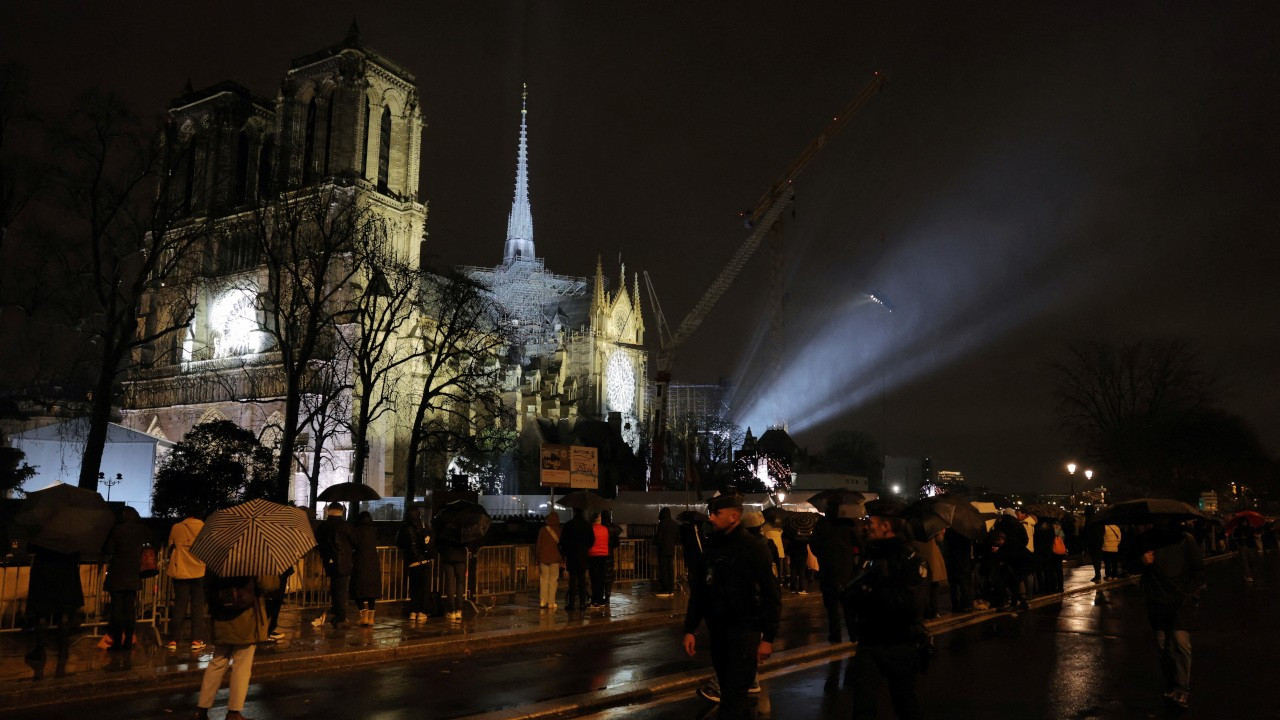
[
  {"xmin": 437, "ymin": 541, "xmax": 468, "ymax": 564},
  {"xmin": 26, "ymin": 546, "xmax": 84, "ymax": 616},
  {"xmin": 315, "ymin": 516, "xmax": 356, "ymax": 577},
  {"xmin": 205, "ymin": 574, "xmax": 280, "ymax": 645},
  {"xmin": 810, "ymin": 515, "xmax": 858, "ymax": 586},
  {"xmin": 104, "ymin": 507, "xmax": 150, "ymax": 592},
  {"xmin": 683, "ymin": 524, "xmax": 782, "ymax": 642},
  {"xmin": 846, "ymin": 535, "xmax": 929, "ymax": 645},
  {"xmin": 396, "ymin": 512, "xmax": 432, "ymax": 567},
  {"xmin": 655, "ymin": 508, "xmax": 680, "ymax": 557},
  {"xmin": 559, "ymin": 512, "xmax": 594, "ymax": 570},
  {"xmin": 1138, "ymin": 527, "xmax": 1206, "ymax": 631},
  {"xmin": 351, "ymin": 515, "xmax": 382, "ymax": 600}
]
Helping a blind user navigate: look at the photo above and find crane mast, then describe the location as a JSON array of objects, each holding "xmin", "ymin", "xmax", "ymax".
[{"xmin": 647, "ymin": 73, "xmax": 884, "ymax": 489}]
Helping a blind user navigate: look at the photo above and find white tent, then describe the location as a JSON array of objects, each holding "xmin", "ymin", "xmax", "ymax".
[{"xmin": 10, "ymin": 419, "xmax": 172, "ymax": 515}]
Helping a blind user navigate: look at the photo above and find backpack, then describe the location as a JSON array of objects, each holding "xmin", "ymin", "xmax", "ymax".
[{"xmin": 215, "ymin": 576, "xmax": 258, "ymax": 612}]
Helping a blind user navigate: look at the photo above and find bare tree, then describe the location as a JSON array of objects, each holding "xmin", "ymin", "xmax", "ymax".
[
  {"xmin": 0, "ymin": 61, "xmax": 44, "ymax": 256},
  {"xmin": 48, "ymin": 90, "xmax": 211, "ymax": 490},
  {"xmin": 402, "ymin": 269, "xmax": 514, "ymax": 502}
]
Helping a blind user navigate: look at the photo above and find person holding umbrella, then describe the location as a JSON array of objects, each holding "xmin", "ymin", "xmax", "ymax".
[
  {"xmin": 1135, "ymin": 520, "xmax": 1205, "ymax": 709},
  {"xmin": 188, "ymin": 499, "xmax": 315, "ymax": 720}
]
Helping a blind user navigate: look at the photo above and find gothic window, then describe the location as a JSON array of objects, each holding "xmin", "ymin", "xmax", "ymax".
[
  {"xmin": 257, "ymin": 135, "xmax": 275, "ymax": 199},
  {"xmin": 182, "ymin": 141, "xmax": 196, "ymax": 216},
  {"xmin": 303, "ymin": 97, "xmax": 318, "ymax": 184},
  {"xmin": 323, "ymin": 95, "xmax": 335, "ymax": 177},
  {"xmin": 361, "ymin": 97, "xmax": 371, "ymax": 177},
  {"xmin": 233, "ymin": 131, "xmax": 250, "ymax": 204},
  {"xmin": 377, "ymin": 105, "xmax": 391, "ymax": 193}
]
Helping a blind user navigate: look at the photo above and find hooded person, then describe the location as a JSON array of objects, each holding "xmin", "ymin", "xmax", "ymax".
[
  {"xmin": 167, "ymin": 509, "xmax": 208, "ymax": 651},
  {"xmin": 535, "ymin": 512, "xmax": 564, "ymax": 609},
  {"xmin": 810, "ymin": 497, "xmax": 859, "ymax": 643},
  {"xmin": 396, "ymin": 505, "xmax": 432, "ymax": 621},
  {"xmin": 1135, "ymin": 520, "xmax": 1206, "ymax": 709},
  {"xmin": 558, "ymin": 508, "xmax": 594, "ymax": 612},
  {"xmin": 313, "ymin": 502, "xmax": 356, "ymax": 628},
  {"xmin": 103, "ymin": 505, "xmax": 151, "ymax": 651},
  {"xmin": 654, "ymin": 507, "xmax": 680, "ymax": 597}
]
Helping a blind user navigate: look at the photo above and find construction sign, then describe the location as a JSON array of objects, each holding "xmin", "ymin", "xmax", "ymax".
[
  {"xmin": 540, "ymin": 444, "xmax": 599, "ymax": 489},
  {"xmin": 540, "ymin": 444, "xmax": 571, "ymax": 487}
]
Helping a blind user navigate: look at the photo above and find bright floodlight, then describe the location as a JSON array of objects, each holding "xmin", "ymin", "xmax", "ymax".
[
  {"xmin": 892, "ymin": 484, "xmax": 901, "ymax": 494},
  {"xmin": 864, "ymin": 290, "xmax": 895, "ymax": 312},
  {"xmin": 1084, "ymin": 469, "xmax": 1093, "ymax": 480},
  {"xmin": 1066, "ymin": 462, "xmax": 1077, "ymax": 475}
]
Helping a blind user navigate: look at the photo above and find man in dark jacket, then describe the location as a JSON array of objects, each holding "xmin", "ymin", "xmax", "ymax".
[
  {"xmin": 314, "ymin": 503, "xmax": 356, "ymax": 628},
  {"xmin": 397, "ymin": 506, "xmax": 432, "ymax": 621},
  {"xmin": 809, "ymin": 499, "xmax": 858, "ymax": 642},
  {"xmin": 682, "ymin": 491, "xmax": 781, "ymax": 720},
  {"xmin": 1137, "ymin": 521, "xmax": 1206, "ymax": 709},
  {"xmin": 654, "ymin": 507, "xmax": 680, "ymax": 597},
  {"xmin": 103, "ymin": 506, "xmax": 150, "ymax": 650},
  {"xmin": 846, "ymin": 499, "xmax": 930, "ymax": 720},
  {"xmin": 558, "ymin": 508, "xmax": 593, "ymax": 612}
]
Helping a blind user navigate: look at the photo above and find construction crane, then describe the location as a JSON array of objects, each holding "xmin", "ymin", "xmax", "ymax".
[{"xmin": 644, "ymin": 73, "xmax": 884, "ymax": 490}]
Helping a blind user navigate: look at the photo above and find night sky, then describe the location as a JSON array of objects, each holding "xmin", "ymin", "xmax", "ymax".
[{"xmin": 4, "ymin": 2, "xmax": 1278, "ymax": 493}]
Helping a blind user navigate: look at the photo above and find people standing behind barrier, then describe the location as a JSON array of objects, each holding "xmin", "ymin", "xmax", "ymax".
[
  {"xmin": 994, "ymin": 510, "xmax": 1032, "ymax": 610},
  {"xmin": 1102, "ymin": 523, "xmax": 1123, "ymax": 579},
  {"xmin": 397, "ymin": 505, "xmax": 432, "ymax": 621},
  {"xmin": 351, "ymin": 511, "xmax": 382, "ymax": 626},
  {"xmin": 1134, "ymin": 521, "xmax": 1205, "ymax": 710},
  {"xmin": 845, "ymin": 499, "xmax": 930, "ymax": 720},
  {"xmin": 586, "ymin": 513, "xmax": 612, "ymax": 607},
  {"xmin": 1015, "ymin": 509, "xmax": 1038, "ymax": 594},
  {"xmin": 438, "ymin": 538, "xmax": 468, "ymax": 621},
  {"xmin": 535, "ymin": 512, "xmax": 564, "ymax": 609},
  {"xmin": 810, "ymin": 499, "xmax": 858, "ymax": 643},
  {"xmin": 601, "ymin": 511, "xmax": 623, "ymax": 602},
  {"xmin": 654, "ymin": 507, "xmax": 680, "ymax": 597},
  {"xmin": 911, "ymin": 532, "xmax": 946, "ymax": 620},
  {"xmin": 942, "ymin": 528, "xmax": 974, "ymax": 613},
  {"xmin": 314, "ymin": 503, "xmax": 356, "ymax": 628},
  {"xmin": 23, "ymin": 545, "xmax": 83, "ymax": 678},
  {"xmin": 166, "ymin": 509, "xmax": 207, "ymax": 652},
  {"xmin": 195, "ymin": 573, "xmax": 280, "ymax": 720},
  {"xmin": 1232, "ymin": 520, "xmax": 1260, "ymax": 585},
  {"xmin": 760, "ymin": 508, "xmax": 786, "ymax": 581},
  {"xmin": 102, "ymin": 506, "xmax": 150, "ymax": 651},
  {"xmin": 1045, "ymin": 519, "xmax": 1067, "ymax": 593},
  {"xmin": 559, "ymin": 508, "xmax": 593, "ymax": 612},
  {"xmin": 681, "ymin": 491, "xmax": 781, "ymax": 720},
  {"xmin": 782, "ymin": 511, "xmax": 816, "ymax": 593},
  {"xmin": 1083, "ymin": 507, "xmax": 1105, "ymax": 582},
  {"xmin": 1033, "ymin": 518, "xmax": 1055, "ymax": 596},
  {"xmin": 678, "ymin": 511, "xmax": 709, "ymax": 588}
]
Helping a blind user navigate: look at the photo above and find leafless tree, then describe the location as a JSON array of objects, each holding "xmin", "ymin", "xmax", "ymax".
[{"xmin": 402, "ymin": 269, "xmax": 514, "ymax": 502}]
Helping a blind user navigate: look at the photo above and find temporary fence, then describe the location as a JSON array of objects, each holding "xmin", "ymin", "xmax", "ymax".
[{"xmin": 1, "ymin": 541, "xmax": 683, "ymax": 634}]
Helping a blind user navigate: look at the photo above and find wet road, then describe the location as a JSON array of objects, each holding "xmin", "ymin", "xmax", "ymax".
[
  {"xmin": 8, "ymin": 602, "xmax": 833, "ymax": 719},
  {"xmin": 591, "ymin": 552, "xmax": 1275, "ymax": 719}
]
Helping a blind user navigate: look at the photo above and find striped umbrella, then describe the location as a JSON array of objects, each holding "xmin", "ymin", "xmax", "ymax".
[{"xmin": 191, "ymin": 499, "xmax": 316, "ymax": 576}]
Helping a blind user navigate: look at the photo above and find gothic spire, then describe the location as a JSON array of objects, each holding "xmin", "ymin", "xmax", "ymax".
[{"xmin": 503, "ymin": 83, "xmax": 535, "ymax": 264}]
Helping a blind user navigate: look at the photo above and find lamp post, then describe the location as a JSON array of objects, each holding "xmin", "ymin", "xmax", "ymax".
[
  {"xmin": 1066, "ymin": 463, "xmax": 1077, "ymax": 504},
  {"xmin": 100, "ymin": 472, "xmax": 123, "ymax": 503}
]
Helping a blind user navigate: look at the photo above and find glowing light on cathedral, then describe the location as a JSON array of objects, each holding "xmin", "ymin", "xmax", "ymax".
[
  {"xmin": 210, "ymin": 287, "xmax": 262, "ymax": 358},
  {"xmin": 606, "ymin": 349, "xmax": 635, "ymax": 414}
]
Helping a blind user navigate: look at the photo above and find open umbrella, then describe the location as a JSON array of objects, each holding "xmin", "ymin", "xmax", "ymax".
[
  {"xmin": 317, "ymin": 482, "xmax": 382, "ymax": 502},
  {"xmin": 433, "ymin": 500, "xmax": 492, "ymax": 546},
  {"xmin": 906, "ymin": 495, "xmax": 990, "ymax": 541},
  {"xmin": 677, "ymin": 510, "xmax": 710, "ymax": 524},
  {"xmin": 556, "ymin": 490, "xmax": 612, "ymax": 515},
  {"xmin": 1086, "ymin": 498, "xmax": 1205, "ymax": 525},
  {"xmin": 782, "ymin": 510, "xmax": 820, "ymax": 540},
  {"xmin": 1225, "ymin": 510, "xmax": 1267, "ymax": 535},
  {"xmin": 807, "ymin": 488, "xmax": 866, "ymax": 519},
  {"xmin": 191, "ymin": 499, "xmax": 316, "ymax": 576},
  {"xmin": 10, "ymin": 483, "xmax": 115, "ymax": 555}
]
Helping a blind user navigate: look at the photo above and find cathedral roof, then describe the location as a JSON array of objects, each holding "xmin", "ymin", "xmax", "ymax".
[
  {"xmin": 290, "ymin": 22, "xmax": 416, "ymax": 82},
  {"xmin": 169, "ymin": 80, "xmax": 273, "ymax": 112}
]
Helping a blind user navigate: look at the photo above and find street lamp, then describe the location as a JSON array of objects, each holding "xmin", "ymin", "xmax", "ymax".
[
  {"xmin": 1066, "ymin": 463, "xmax": 1077, "ymax": 503},
  {"xmin": 99, "ymin": 472, "xmax": 123, "ymax": 503}
]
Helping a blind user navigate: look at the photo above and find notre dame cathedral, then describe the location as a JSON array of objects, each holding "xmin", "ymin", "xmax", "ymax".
[{"xmin": 120, "ymin": 24, "xmax": 647, "ymax": 505}]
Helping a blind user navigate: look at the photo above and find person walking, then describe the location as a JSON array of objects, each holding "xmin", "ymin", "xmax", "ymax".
[
  {"xmin": 103, "ymin": 506, "xmax": 150, "ymax": 651},
  {"xmin": 681, "ymin": 491, "xmax": 781, "ymax": 720},
  {"xmin": 1233, "ymin": 520, "xmax": 1260, "ymax": 584},
  {"xmin": 397, "ymin": 506, "xmax": 432, "ymax": 621},
  {"xmin": 350, "ymin": 511, "xmax": 381, "ymax": 626},
  {"xmin": 313, "ymin": 503, "xmax": 356, "ymax": 629},
  {"xmin": 846, "ymin": 499, "xmax": 930, "ymax": 720},
  {"xmin": 587, "ymin": 514, "xmax": 611, "ymax": 607},
  {"xmin": 535, "ymin": 512, "xmax": 564, "ymax": 609},
  {"xmin": 23, "ymin": 545, "xmax": 83, "ymax": 679},
  {"xmin": 194, "ymin": 573, "xmax": 280, "ymax": 720},
  {"xmin": 1136, "ymin": 521, "xmax": 1206, "ymax": 709},
  {"xmin": 1102, "ymin": 523, "xmax": 1123, "ymax": 579},
  {"xmin": 654, "ymin": 507, "xmax": 680, "ymax": 597},
  {"xmin": 559, "ymin": 508, "xmax": 593, "ymax": 612},
  {"xmin": 810, "ymin": 498, "xmax": 858, "ymax": 643},
  {"xmin": 166, "ymin": 509, "xmax": 207, "ymax": 652}
]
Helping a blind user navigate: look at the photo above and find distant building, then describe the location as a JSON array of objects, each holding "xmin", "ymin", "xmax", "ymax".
[{"xmin": 883, "ymin": 455, "xmax": 929, "ymax": 498}]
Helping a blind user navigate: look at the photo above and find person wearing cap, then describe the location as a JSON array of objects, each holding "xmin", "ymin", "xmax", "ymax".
[
  {"xmin": 681, "ymin": 491, "xmax": 782, "ymax": 719},
  {"xmin": 845, "ymin": 499, "xmax": 930, "ymax": 720},
  {"xmin": 313, "ymin": 502, "xmax": 356, "ymax": 629}
]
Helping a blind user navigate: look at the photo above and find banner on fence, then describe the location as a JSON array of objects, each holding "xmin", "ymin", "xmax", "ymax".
[{"xmin": 540, "ymin": 444, "xmax": 598, "ymax": 489}]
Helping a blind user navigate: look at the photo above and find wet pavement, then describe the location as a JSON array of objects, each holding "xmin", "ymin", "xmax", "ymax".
[{"xmin": 589, "ymin": 551, "xmax": 1266, "ymax": 719}]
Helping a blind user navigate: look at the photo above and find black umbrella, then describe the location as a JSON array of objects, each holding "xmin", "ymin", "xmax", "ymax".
[
  {"xmin": 317, "ymin": 482, "xmax": 382, "ymax": 502},
  {"xmin": 807, "ymin": 488, "xmax": 866, "ymax": 519},
  {"xmin": 1087, "ymin": 498, "xmax": 1205, "ymax": 525},
  {"xmin": 556, "ymin": 490, "xmax": 612, "ymax": 514},
  {"xmin": 433, "ymin": 500, "xmax": 492, "ymax": 546},
  {"xmin": 11, "ymin": 483, "xmax": 115, "ymax": 555},
  {"xmin": 190, "ymin": 499, "xmax": 316, "ymax": 576},
  {"xmin": 677, "ymin": 510, "xmax": 710, "ymax": 524},
  {"xmin": 782, "ymin": 510, "xmax": 820, "ymax": 540},
  {"xmin": 907, "ymin": 495, "xmax": 990, "ymax": 541}
]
